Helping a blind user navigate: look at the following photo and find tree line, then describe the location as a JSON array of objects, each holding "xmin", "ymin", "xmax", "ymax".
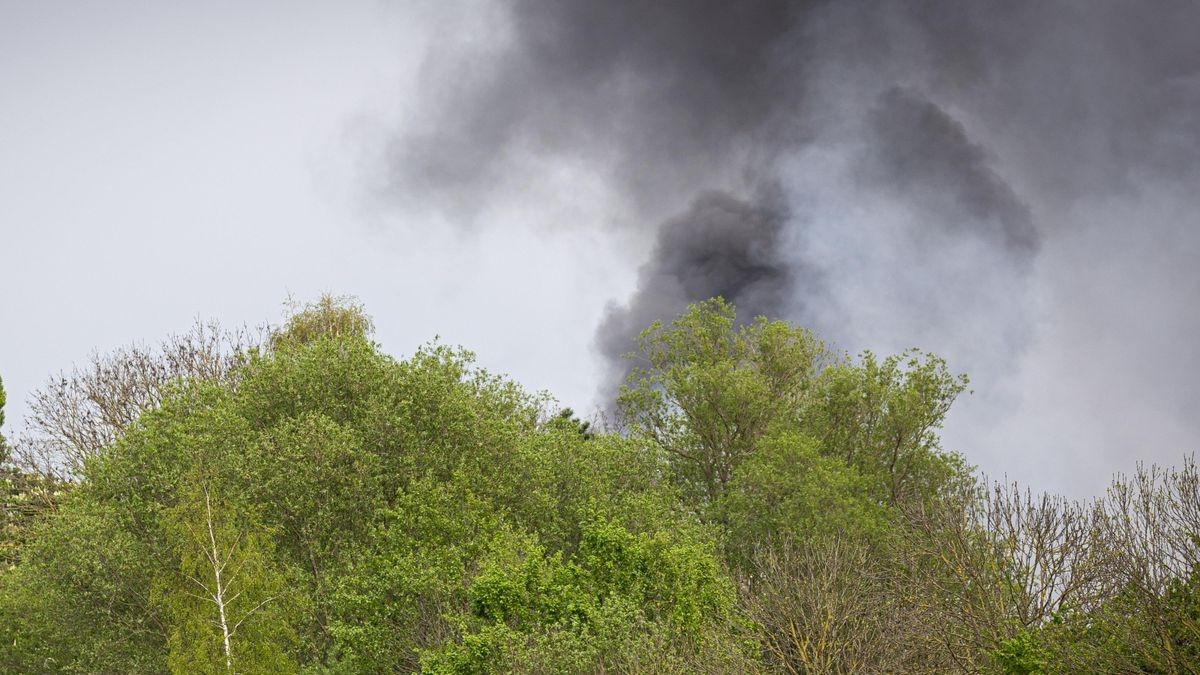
[{"xmin": 1, "ymin": 296, "xmax": 1197, "ymax": 673}]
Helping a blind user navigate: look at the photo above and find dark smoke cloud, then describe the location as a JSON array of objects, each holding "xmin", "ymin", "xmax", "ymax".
[
  {"xmin": 858, "ymin": 87, "xmax": 1037, "ymax": 258},
  {"xmin": 594, "ymin": 186, "xmax": 801, "ymax": 399},
  {"xmin": 861, "ymin": 1, "xmax": 1200, "ymax": 199},
  {"xmin": 376, "ymin": 0, "xmax": 1200, "ymax": 494},
  {"xmin": 384, "ymin": 0, "xmax": 815, "ymax": 221}
]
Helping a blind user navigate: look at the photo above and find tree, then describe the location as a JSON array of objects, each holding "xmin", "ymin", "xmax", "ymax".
[
  {"xmin": 1, "ymin": 374, "xmax": 7, "ymax": 456},
  {"xmin": 420, "ymin": 519, "xmax": 742, "ymax": 674},
  {"xmin": 15, "ymin": 320, "xmax": 254, "ymax": 481},
  {"xmin": 0, "ymin": 498, "xmax": 167, "ymax": 673},
  {"xmin": 894, "ymin": 480, "xmax": 1106, "ymax": 672},
  {"xmin": 619, "ymin": 298, "xmax": 828, "ymax": 504},
  {"xmin": 268, "ymin": 294, "xmax": 374, "ymax": 351},
  {"xmin": 742, "ymin": 536, "xmax": 932, "ymax": 672},
  {"xmin": 1044, "ymin": 459, "xmax": 1200, "ymax": 673},
  {"xmin": 804, "ymin": 349, "xmax": 970, "ymax": 508},
  {"xmin": 544, "ymin": 407, "xmax": 594, "ymax": 440},
  {"xmin": 157, "ymin": 479, "xmax": 297, "ymax": 674},
  {"xmin": 1, "ymin": 372, "xmax": 62, "ymax": 571},
  {"xmin": 718, "ymin": 430, "xmax": 887, "ymax": 570}
]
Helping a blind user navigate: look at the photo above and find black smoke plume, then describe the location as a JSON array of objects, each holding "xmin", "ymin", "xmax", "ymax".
[{"xmin": 384, "ymin": 0, "xmax": 814, "ymax": 220}]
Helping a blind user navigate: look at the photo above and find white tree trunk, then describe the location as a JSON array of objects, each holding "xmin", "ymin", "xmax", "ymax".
[{"xmin": 203, "ymin": 486, "xmax": 235, "ymax": 672}]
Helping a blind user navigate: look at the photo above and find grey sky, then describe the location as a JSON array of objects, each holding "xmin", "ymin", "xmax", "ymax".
[
  {"xmin": 2, "ymin": 1, "xmax": 1198, "ymax": 497},
  {"xmin": 0, "ymin": 1, "xmax": 627, "ymax": 442}
]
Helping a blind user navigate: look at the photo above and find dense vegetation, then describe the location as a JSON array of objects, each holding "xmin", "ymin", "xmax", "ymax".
[{"xmin": 1, "ymin": 296, "xmax": 1197, "ymax": 673}]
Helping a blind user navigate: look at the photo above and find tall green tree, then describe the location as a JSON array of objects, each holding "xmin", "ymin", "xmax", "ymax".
[{"xmin": 619, "ymin": 297, "xmax": 828, "ymax": 505}]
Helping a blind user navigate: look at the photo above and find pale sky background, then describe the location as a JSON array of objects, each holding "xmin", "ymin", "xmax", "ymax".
[
  {"xmin": 2, "ymin": 1, "xmax": 1198, "ymax": 498},
  {"xmin": 1, "ymin": 1, "xmax": 631, "ymax": 427}
]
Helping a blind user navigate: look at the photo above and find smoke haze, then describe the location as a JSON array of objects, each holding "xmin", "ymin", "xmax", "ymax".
[{"xmin": 375, "ymin": 0, "xmax": 1200, "ymax": 495}]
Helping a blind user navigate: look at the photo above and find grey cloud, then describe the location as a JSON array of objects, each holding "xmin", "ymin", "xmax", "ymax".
[
  {"xmin": 857, "ymin": 87, "xmax": 1037, "ymax": 258},
  {"xmin": 384, "ymin": 0, "xmax": 816, "ymax": 221}
]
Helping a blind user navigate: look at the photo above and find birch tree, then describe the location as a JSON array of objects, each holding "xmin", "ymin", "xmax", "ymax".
[
  {"xmin": 159, "ymin": 480, "xmax": 296, "ymax": 674},
  {"xmin": 1, "ymin": 374, "xmax": 7, "ymax": 454}
]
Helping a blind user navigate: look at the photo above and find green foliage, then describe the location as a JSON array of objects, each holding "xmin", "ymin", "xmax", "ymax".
[
  {"xmin": 0, "ymin": 467, "xmax": 60, "ymax": 571},
  {"xmin": 270, "ymin": 294, "xmax": 375, "ymax": 351},
  {"xmin": 17, "ymin": 294, "xmax": 1182, "ymax": 674},
  {"xmin": 328, "ymin": 476, "xmax": 504, "ymax": 672},
  {"xmin": 1161, "ymin": 566, "xmax": 1200, "ymax": 668},
  {"xmin": 617, "ymin": 299, "xmax": 972, "ymax": 581},
  {"xmin": 155, "ymin": 479, "xmax": 299, "ymax": 674},
  {"xmin": 620, "ymin": 297, "xmax": 827, "ymax": 504},
  {"xmin": 804, "ymin": 349, "xmax": 971, "ymax": 507},
  {"xmin": 718, "ymin": 430, "xmax": 888, "ymax": 569},
  {"xmin": 2, "ymin": 296, "xmax": 751, "ymax": 672},
  {"xmin": 1, "ymin": 371, "xmax": 58, "ymax": 569},
  {"xmin": 0, "ymin": 497, "xmax": 166, "ymax": 673},
  {"xmin": 993, "ymin": 630, "xmax": 1050, "ymax": 674},
  {"xmin": 1, "ymin": 373, "xmax": 7, "ymax": 452},
  {"xmin": 1030, "ymin": 570, "xmax": 1200, "ymax": 673},
  {"xmin": 546, "ymin": 407, "xmax": 593, "ymax": 440},
  {"xmin": 422, "ymin": 518, "xmax": 738, "ymax": 673}
]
